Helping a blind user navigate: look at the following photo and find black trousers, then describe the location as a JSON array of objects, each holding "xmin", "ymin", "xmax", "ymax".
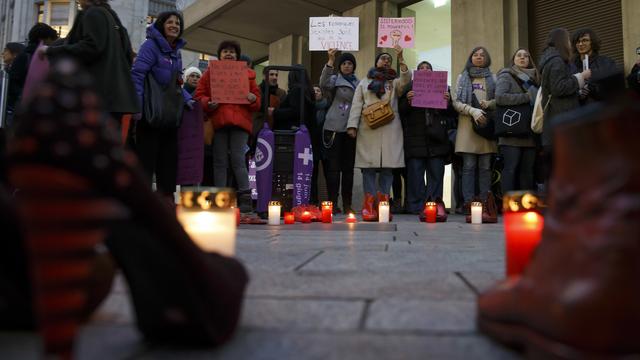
[
  {"xmin": 324, "ymin": 131, "xmax": 356, "ymax": 208},
  {"xmin": 132, "ymin": 120, "xmax": 178, "ymax": 195}
]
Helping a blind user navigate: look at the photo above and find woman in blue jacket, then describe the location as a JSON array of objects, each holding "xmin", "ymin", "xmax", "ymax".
[{"xmin": 131, "ymin": 11, "xmax": 191, "ymax": 203}]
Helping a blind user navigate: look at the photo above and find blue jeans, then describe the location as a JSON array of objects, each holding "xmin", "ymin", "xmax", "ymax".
[
  {"xmin": 462, "ymin": 153, "xmax": 492, "ymax": 203},
  {"xmin": 213, "ymin": 127, "xmax": 250, "ymax": 192},
  {"xmin": 405, "ymin": 157, "xmax": 446, "ymax": 213},
  {"xmin": 362, "ymin": 168, "xmax": 393, "ymax": 196},
  {"xmin": 500, "ymin": 145, "xmax": 536, "ymax": 193}
]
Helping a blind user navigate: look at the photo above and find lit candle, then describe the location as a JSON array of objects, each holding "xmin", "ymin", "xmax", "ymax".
[
  {"xmin": 471, "ymin": 202, "xmax": 483, "ymax": 224},
  {"xmin": 177, "ymin": 187, "xmax": 236, "ymax": 257},
  {"xmin": 378, "ymin": 201, "xmax": 390, "ymax": 223},
  {"xmin": 346, "ymin": 213, "xmax": 357, "ymax": 223},
  {"xmin": 504, "ymin": 192, "xmax": 544, "ymax": 276},
  {"xmin": 321, "ymin": 201, "xmax": 333, "ymax": 223},
  {"xmin": 424, "ymin": 202, "xmax": 437, "ymax": 223},
  {"xmin": 284, "ymin": 212, "xmax": 295, "ymax": 224},
  {"xmin": 301, "ymin": 211, "xmax": 312, "ymax": 223},
  {"xmin": 268, "ymin": 201, "xmax": 281, "ymax": 225}
]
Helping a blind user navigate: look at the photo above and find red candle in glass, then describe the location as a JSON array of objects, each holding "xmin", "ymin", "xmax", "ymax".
[
  {"xmin": 301, "ymin": 211, "xmax": 312, "ymax": 223},
  {"xmin": 321, "ymin": 201, "xmax": 333, "ymax": 223},
  {"xmin": 424, "ymin": 202, "xmax": 437, "ymax": 223},
  {"xmin": 504, "ymin": 192, "xmax": 544, "ymax": 276},
  {"xmin": 346, "ymin": 213, "xmax": 357, "ymax": 223},
  {"xmin": 284, "ymin": 212, "xmax": 295, "ymax": 224}
]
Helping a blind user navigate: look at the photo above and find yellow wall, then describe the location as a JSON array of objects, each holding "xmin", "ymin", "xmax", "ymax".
[{"xmin": 622, "ymin": 0, "xmax": 640, "ymax": 74}]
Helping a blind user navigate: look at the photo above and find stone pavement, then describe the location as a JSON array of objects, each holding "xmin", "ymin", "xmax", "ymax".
[{"xmin": 1, "ymin": 214, "xmax": 522, "ymax": 359}]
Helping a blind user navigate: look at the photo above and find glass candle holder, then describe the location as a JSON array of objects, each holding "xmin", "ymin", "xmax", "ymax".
[
  {"xmin": 284, "ymin": 212, "xmax": 295, "ymax": 224},
  {"xmin": 424, "ymin": 201, "xmax": 437, "ymax": 223},
  {"xmin": 321, "ymin": 201, "xmax": 333, "ymax": 223},
  {"xmin": 378, "ymin": 201, "xmax": 390, "ymax": 223},
  {"xmin": 470, "ymin": 202, "xmax": 483, "ymax": 224},
  {"xmin": 346, "ymin": 213, "xmax": 357, "ymax": 224},
  {"xmin": 301, "ymin": 211, "xmax": 312, "ymax": 223},
  {"xmin": 177, "ymin": 187, "xmax": 236, "ymax": 257},
  {"xmin": 268, "ymin": 201, "xmax": 281, "ymax": 225},
  {"xmin": 503, "ymin": 191, "xmax": 544, "ymax": 276}
]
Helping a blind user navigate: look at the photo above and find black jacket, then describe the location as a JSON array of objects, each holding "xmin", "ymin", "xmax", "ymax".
[
  {"xmin": 5, "ymin": 44, "xmax": 36, "ymax": 111},
  {"xmin": 46, "ymin": 5, "xmax": 139, "ymax": 114},
  {"xmin": 398, "ymin": 82, "xmax": 456, "ymax": 159},
  {"xmin": 573, "ymin": 54, "xmax": 618, "ymax": 104},
  {"xmin": 273, "ymin": 87, "xmax": 315, "ymax": 131},
  {"xmin": 627, "ymin": 64, "xmax": 640, "ymax": 94}
]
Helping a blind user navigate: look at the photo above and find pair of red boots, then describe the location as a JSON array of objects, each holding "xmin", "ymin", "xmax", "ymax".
[{"xmin": 361, "ymin": 192, "xmax": 393, "ymax": 222}]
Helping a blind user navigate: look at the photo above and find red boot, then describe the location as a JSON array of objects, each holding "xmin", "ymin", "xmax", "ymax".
[
  {"xmin": 482, "ymin": 191, "xmax": 498, "ymax": 223},
  {"xmin": 361, "ymin": 193, "xmax": 377, "ymax": 222},
  {"xmin": 435, "ymin": 197, "xmax": 448, "ymax": 222}
]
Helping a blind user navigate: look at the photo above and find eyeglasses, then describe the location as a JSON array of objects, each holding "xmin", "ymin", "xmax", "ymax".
[{"xmin": 577, "ymin": 38, "xmax": 591, "ymax": 44}]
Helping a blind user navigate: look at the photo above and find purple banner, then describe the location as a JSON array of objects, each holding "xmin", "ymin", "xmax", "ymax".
[
  {"xmin": 176, "ymin": 102, "xmax": 204, "ymax": 185},
  {"xmin": 255, "ymin": 122, "xmax": 274, "ymax": 212},
  {"xmin": 411, "ymin": 70, "xmax": 448, "ymax": 109},
  {"xmin": 248, "ymin": 157, "xmax": 257, "ymax": 200},
  {"xmin": 292, "ymin": 125, "xmax": 313, "ymax": 206},
  {"xmin": 22, "ymin": 43, "xmax": 49, "ymax": 103}
]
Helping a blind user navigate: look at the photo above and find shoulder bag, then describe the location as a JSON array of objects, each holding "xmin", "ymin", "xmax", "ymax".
[
  {"xmin": 470, "ymin": 93, "xmax": 497, "ymax": 140},
  {"xmin": 531, "ymin": 81, "xmax": 551, "ymax": 134},
  {"xmin": 494, "ymin": 74, "xmax": 534, "ymax": 138},
  {"xmin": 362, "ymin": 82, "xmax": 395, "ymax": 129},
  {"xmin": 143, "ymin": 70, "xmax": 184, "ymax": 128}
]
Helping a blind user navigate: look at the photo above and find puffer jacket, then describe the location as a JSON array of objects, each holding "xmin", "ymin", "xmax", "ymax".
[{"xmin": 195, "ymin": 65, "xmax": 261, "ymax": 134}]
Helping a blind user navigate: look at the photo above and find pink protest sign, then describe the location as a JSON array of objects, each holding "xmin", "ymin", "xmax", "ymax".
[
  {"xmin": 377, "ymin": 17, "xmax": 415, "ymax": 48},
  {"xmin": 412, "ymin": 71, "xmax": 448, "ymax": 109},
  {"xmin": 209, "ymin": 60, "xmax": 249, "ymax": 104}
]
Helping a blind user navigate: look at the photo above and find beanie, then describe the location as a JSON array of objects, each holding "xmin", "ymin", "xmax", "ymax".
[
  {"xmin": 183, "ymin": 67, "xmax": 202, "ymax": 82},
  {"xmin": 375, "ymin": 52, "xmax": 393, "ymax": 66},
  {"xmin": 336, "ymin": 52, "xmax": 357, "ymax": 73}
]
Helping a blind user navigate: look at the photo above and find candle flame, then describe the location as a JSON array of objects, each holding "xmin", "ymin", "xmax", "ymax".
[{"xmin": 524, "ymin": 211, "xmax": 540, "ymax": 224}]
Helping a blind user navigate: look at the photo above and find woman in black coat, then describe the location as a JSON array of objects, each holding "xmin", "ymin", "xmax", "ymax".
[
  {"xmin": 398, "ymin": 61, "xmax": 456, "ymax": 214},
  {"xmin": 39, "ymin": 0, "xmax": 139, "ymax": 125}
]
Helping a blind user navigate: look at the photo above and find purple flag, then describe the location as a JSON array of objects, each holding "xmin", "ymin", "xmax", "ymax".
[
  {"xmin": 22, "ymin": 42, "xmax": 49, "ymax": 103},
  {"xmin": 176, "ymin": 102, "xmax": 204, "ymax": 185},
  {"xmin": 255, "ymin": 122, "xmax": 274, "ymax": 212},
  {"xmin": 292, "ymin": 125, "xmax": 313, "ymax": 206}
]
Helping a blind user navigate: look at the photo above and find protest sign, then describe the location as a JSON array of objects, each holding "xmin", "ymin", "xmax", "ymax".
[
  {"xmin": 377, "ymin": 17, "xmax": 415, "ymax": 48},
  {"xmin": 209, "ymin": 60, "xmax": 249, "ymax": 104},
  {"xmin": 309, "ymin": 17, "xmax": 359, "ymax": 51},
  {"xmin": 412, "ymin": 71, "xmax": 448, "ymax": 109}
]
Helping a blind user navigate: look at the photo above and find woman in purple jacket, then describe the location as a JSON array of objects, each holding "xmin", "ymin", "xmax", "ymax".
[{"xmin": 131, "ymin": 11, "xmax": 191, "ymax": 204}]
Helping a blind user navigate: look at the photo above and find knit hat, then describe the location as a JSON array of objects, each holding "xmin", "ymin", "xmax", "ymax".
[
  {"xmin": 375, "ymin": 52, "xmax": 393, "ymax": 66},
  {"xmin": 183, "ymin": 67, "xmax": 202, "ymax": 82},
  {"xmin": 336, "ymin": 52, "xmax": 356, "ymax": 73},
  {"xmin": 4, "ymin": 42, "xmax": 25, "ymax": 55}
]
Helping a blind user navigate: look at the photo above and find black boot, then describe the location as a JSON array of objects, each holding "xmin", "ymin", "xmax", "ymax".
[{"xmin": 238, "ymin": 190, "xmax": 253, "ymax": 213}]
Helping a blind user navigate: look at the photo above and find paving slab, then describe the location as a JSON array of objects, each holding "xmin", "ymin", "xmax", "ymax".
[{"xmin": 365, "ymin": 299, "xmax": 477, "ymax": 332}]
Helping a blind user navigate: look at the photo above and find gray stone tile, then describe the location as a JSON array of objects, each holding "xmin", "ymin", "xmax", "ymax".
[
  {"xmin": 75, "ymin": 324, "xmax": 146, "ymax": 360},
  {"xmin": 0, "ymin": 332, "xmax": 42, "ymax": 360},
  {"xmin": 241, "ymin": 298, "xmax": 364, "ymax": 331},
  {"xmin": 90, "ymin": 292, "xmax": 134, "ymax": 324},
  {"xmin": 235, "ymin": 249, "xmax": 322, "ymax": 272},
  {"xmin": 366, "ymin": 299, "xmax": 477, "ymax": 332}
]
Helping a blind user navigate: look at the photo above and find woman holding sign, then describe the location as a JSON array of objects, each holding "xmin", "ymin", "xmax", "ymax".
[
  {"xmin": 195, "ymin": 40, "xmax": 261, "ymax": 213},
  {"xmin": 452, "ymin": 46, "xmax": 498, "ymax": 223},
  {"xmin": 346, "ymin": 46, "xmax": 410, "ymax": 222},
  {"xmin": 319, "ymin": 50, "xmax": 359, "ymax": 214}
]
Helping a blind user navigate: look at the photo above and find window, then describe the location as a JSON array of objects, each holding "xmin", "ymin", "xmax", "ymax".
[{"xmin": 36, "ymin": 2, "xmax": 44, "ymax": 23}]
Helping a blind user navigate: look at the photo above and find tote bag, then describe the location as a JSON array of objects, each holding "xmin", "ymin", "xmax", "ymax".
[{"xmin": 531, "ymin": 84, "xmax": 551, "ymax": 134}]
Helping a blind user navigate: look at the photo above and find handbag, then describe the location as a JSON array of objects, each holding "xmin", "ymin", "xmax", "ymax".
[
  {"xmin": 470, "ymin": 93, "xmax": 497, "ymax": 140},
  {"xmin": 143, "ymin": 71, "xmax": 184, "ymax": 128},
  {"xmin": 531, "ymin": 83, "xmax": 551, "ymax": 134},
  {"xmin": 494, "ymin": 74, "xmax": 534, "ymax": 138},
  {"xmin": 362, "ymin": 82, "xmax": 395, "ymax": 129}
]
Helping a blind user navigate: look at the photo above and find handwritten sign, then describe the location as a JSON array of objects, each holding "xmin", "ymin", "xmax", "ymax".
[
  {"xmin": 412, "ymin": 71, "xmax": 448, "ymax": 109},
  {"xmin": 309, "ymin": 17, "xmax": 359, "ymax": 51},
  {"xmin": 378, "ymin": 17, "xmax": 415, "ymax": 48},
  {"xmin": 209, "ymin": 60, "xmax": 249, "ymax": 104}
]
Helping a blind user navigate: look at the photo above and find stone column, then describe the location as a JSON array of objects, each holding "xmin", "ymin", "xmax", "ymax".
[
  {"xmin": 268, "ymin": 34, "xmax": 310, "ymax": 90},
  {"xmin": 622, "ymin": 0, "xmax": 640, "ymax": 74}
]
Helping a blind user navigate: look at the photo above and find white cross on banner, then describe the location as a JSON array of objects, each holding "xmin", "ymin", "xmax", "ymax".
[{"xmin": 298, "ymin": 147, "xmax": 313, "ymax": 166}]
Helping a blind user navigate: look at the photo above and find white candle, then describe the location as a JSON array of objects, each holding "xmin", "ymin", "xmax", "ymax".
[
  {"xmin": 378, "ymin": 201, "xmax": 390, "ymax": 223},
  {"xmin": 268, "ymin": 202, "xmax": 281, "ymax": 225},
  {"xmin": 471, "ymin": 202, "xmax": 483, "ymax": 224},
  {"xmin": 177, "ymin": 209, "xmax": 236, "ymax": 257},
  {"xmin": 584, "ymin": 54, "xmax": 589, "ymax": 71}
]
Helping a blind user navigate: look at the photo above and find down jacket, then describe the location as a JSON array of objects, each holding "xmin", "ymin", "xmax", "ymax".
[{"xmin": 195, "ymin": 64, "xmax": 261, "ymax": 134}]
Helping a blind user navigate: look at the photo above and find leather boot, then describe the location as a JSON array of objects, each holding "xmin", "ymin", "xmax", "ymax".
[
  {"xmin": 361, "ymin": 193, "xmax": 377, "ymax": 221},
  {"xmin": 482, "ymin": 191, "xmax": 498, "ymax": 223},
  {"xmin": 435, "ymin": 197, "xmax": 448, "ymax": 222},
  {"xmin": 477, "ymin": 95, "xmax": 640, "ymax": 358},
  {"xmin": 377, "ymin": 192, "xmax": 393, "ymax": 221}
]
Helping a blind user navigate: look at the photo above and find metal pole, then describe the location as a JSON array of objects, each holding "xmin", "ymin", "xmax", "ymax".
[{"xmin": 0, "ymin": 67, "xmax": 9, "ymax": 129}]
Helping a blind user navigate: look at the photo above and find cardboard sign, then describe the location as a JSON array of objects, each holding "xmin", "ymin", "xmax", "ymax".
[
  {"xmin": 208, "ymin": 60, "xmax": 249, "ymax": 104},
  {"xmin": 411, "ymin": 71, "xmax": 448, "ymax": 109},
  {"xmin": 309, "ymin": 17, "xmax": 359, "ymax": 51},
  {"xmin": 377, "ymin": 17, "xmax": 415, "ymax": 48}
]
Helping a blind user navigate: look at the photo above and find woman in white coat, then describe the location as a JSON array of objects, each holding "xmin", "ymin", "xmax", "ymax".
[{"xmin": 346, "ymin": 46, "xmax": 410, "ymax": 221}]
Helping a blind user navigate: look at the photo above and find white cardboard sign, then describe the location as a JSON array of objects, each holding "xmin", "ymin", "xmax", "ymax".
[{"xmin": 309, "ymin": 17, "xmax": 359, "ymax": 51}]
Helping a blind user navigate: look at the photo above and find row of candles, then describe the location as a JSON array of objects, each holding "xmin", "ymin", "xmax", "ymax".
[{"xmin": 177, "ymin": 188, "xmax": 543, "ymax": 278}]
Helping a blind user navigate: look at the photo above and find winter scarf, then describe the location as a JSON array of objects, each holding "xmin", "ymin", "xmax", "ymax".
[
  {"xmin": 367, "ymin": 67, "xmax": 397, "ymax": 98},
  {"xmin": 342, "ymin": 73, "xmax": 358, "ymax": 89},
  {"xmin": 511, "ymin": 65, "xmax": 539, "ymax": 87},
  {"xmin": 456, "ymin": 66, "xmax": 495, "ymax": 105}
]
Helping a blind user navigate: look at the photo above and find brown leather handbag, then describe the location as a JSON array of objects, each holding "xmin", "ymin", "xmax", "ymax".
[{"xmin": 362, "ymin": 82, "xmax": 395, "ymax": 129}]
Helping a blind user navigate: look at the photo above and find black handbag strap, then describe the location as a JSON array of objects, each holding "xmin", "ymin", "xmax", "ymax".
[{"xmin": 508, "ymin": 72, "xmax": 528, "ymax": 93}]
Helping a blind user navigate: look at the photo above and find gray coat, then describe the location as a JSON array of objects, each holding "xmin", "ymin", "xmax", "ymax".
[
  {"xmin": 347, "ymin": 69, "xmax": 411, "ymax": 168},
  {"xmin": 538, "ymin": 47, "xmax": 583, "ymax": 147},
  {"xmin": 319, "ymin": 65, "xmax": 358, "ymax": 132},
  {"xmin": 495, "ymin": 68, "xmax": 537, "ymax": 148}
]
